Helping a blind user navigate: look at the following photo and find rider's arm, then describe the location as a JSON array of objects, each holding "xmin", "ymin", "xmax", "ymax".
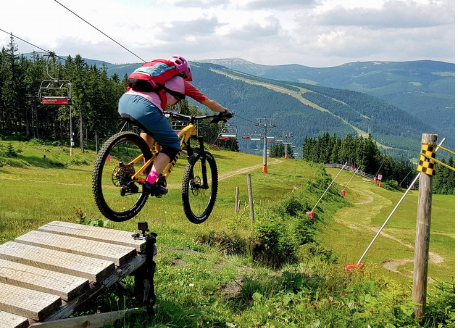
[
  {"xmin": 184, "ymin": 81, "xmax": 228, "ymax": 113},
  {"xmin": 201, "ymin": 98, "xmax": 228, "ymax": 113}
]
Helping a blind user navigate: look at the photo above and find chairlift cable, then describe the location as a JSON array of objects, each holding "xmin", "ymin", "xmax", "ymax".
[
  {"xmin": 0, "ymin": 28, "xmax": 69, "ymax": 62},
  {"xmin": 233, "ymin": 113, "xmax": 256, "ymax": 124},
  {"xmin": 54, "ymin": 0, "xmax": 146, "ymax": 63},
  {"xmin": 0, "ymin": 28, "xmax": 55, "ymax": 57},
  {"xmin": 0, "ymin": 28, "xmax": 48, "ymax": 53}
]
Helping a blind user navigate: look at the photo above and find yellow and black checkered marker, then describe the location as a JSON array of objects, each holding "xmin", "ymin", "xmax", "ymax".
[{"xmin": 417, "ymin": 143, "xmax": 436, "ymax": 176}]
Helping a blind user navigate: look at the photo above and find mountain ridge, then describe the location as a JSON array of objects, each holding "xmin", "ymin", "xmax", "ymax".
[
  {"xmin": 97, "ymin": 59, "xmax": 446, "ymax": 159},
  {"xmin": 197, "ymin": 58, "xmax": 455, "ymax": 148}
]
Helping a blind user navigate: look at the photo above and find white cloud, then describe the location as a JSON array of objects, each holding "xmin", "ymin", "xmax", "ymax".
[
  {"xmin": 171, "ymin": 0, "xmax": 231, "ymax": 7},
  {"xmin": 225, "ymin": 16, "xmax": 282, "ymax": 40},
  {"xmin": 315, "ymin": 0, "xmax": 454, "ymax": 28},
  {"xmin": 240, "ymin": 0, "xmax": 316, "ymax": 10},
  {"xmin": 0, "ymin": 0, "xmax": 454, "ymax": 66}
]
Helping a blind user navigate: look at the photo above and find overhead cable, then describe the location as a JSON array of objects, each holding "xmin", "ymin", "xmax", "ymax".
[
  {"xmin": 0, "ymin": 28, "xmax": 48, "ymax": 53},
  {"xmin": 234, "ymin": 113, "xmax": 256, "ymax": 124},
  {"xmin": 54, "ymin": 0, "xmax": 146, "ymax": 63},
  {"xmin": 0, "ymin": 28, "xmax": 66, "ymax": 61}
]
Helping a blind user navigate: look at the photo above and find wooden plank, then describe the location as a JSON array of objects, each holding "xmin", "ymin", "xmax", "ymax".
[
  {"xmin": 0, "ymin": 311, "xmax": 29, "ymax": 328},
  {"xmin": 34, "ymin": 308, "xmax": 143, "ymax": 327},
  {"xmin": 15, "ymin": 231, "xmax": 136, "ymax": 266},
  {"xmin": 0, "ymin": 242, "xmax": 114, "ymax": 282},
  {"xmin": 45, "ymin": 255, "xmax": 146, "ymax": 321},
  {"xmin": 30, "ymin": 308, "xmax": 144, "ymax": 328},
  {"xmin": 0, "ymin": 259, "xmax": 88, "ymax": 301},
  {"xmin": 0, "ymin": 282, "xmax": 61, "ymax": 321},
  {"xmin": 38, "ymin": 221, "xmax": 146, "ymax": 252}
]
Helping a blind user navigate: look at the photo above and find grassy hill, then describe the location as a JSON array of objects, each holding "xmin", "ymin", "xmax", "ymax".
[
  {"xmin": 105, "ymin": 61, "xmax": 436, "ymax": 160},
  {"xmin": 0, "ymin": 139, "xmax": 454, "ymax": 327},
  {"xmin": 199, "ymin": 58, "xmax": 455, "ymax": 150}
]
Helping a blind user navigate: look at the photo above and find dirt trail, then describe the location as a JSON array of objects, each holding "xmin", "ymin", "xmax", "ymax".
[
  {"xmin": 1, "ymin": 159, "xmax": 283, "ymax": 189},
  {"xmin": 166, "ymin": 159, "xmax": 282, "ymax": 189},
  {"xmin": 0, "ymin": 176, "xmax": 85, "ymax": 187},
  {"xmin": 218, "ymin": 159, "xmax": 282, "ymax": 181},
  {"xmin": 332, "ymin": 179, "xmax": 445, "ymax": 280}
]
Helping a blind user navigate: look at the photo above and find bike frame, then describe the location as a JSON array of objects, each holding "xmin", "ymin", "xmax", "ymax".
[{"xmin": 127, "ymin": 112, "xmax": 218, "ymax": 186}]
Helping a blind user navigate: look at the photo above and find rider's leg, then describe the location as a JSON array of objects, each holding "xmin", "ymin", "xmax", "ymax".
[
  {"xmin": 140, "ymin": 132, "xmax": 154, "ymax": 149},
  {"xmin": 146, "ymin": 152, "xmax": 170, "ymax": 184},
  {"xmin": 145, "ymin": 145, "xmax": 180, "ymax": 184}
]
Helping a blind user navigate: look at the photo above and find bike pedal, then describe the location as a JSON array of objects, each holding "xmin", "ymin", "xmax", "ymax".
[{"xmin": 127, "ymin": 181, "xmax": 139, "ymax": 193}]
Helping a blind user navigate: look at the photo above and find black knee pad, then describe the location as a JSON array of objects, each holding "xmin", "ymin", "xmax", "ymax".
[{"xmin": 160, "ymin": 146, "xmax": 180, "ymax": 162}]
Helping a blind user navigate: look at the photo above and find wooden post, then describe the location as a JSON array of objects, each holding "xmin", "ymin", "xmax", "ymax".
[
  {"xmin": 235, "ymin": 187, "xmax": 239, "ymax": 214},
  {"xmin": 412, "ymin": 133, "xmax": 437, "ymax": 322},
  {"xmin": 247, "ymin": 174, "xmax": 255, "ymax": 225}
]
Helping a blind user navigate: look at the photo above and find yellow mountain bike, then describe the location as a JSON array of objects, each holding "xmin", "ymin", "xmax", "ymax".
[{"xmin": 92, "ymin": 112, "xmax": 227, "ymax": 223}]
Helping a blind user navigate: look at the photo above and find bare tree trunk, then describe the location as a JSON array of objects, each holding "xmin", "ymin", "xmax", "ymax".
[
  {"xmin": 95, "ymin": 131, "xmax": 99, "ymax": 154},
  {"xmin": 35, "ymin": 107, "xmax": 40, "ymax": 139},
  {"xmin": 79, "ymin": 111, "xmax": 84, "ymax": 152},
  {"xmin": 25, "ymin": 106, "xmax": 29, "ymax": 137},
  {"xmin": 60, "ymin": 119, "xmax": 63, "ymax": 144}
]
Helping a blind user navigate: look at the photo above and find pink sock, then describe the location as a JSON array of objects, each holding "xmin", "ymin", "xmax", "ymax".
[{"xmin": 146, "ymin": 170, "xmax": 160, "ymax": 184}]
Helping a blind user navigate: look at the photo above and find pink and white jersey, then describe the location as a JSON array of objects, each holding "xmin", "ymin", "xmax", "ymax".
[{"xmin": 124, "ymin": 76, "xmax": 207, "ymax": 111}]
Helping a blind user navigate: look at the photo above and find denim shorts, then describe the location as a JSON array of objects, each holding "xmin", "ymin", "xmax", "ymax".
[{"xmin": 118, "ymin": 94, "xmax": 180, "ymax": 150}]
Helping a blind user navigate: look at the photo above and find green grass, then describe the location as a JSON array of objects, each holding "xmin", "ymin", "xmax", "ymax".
[
  {"xmin": 319, "ymin": 168, "xmax": 455, "ymax": 283},
  {"xmin": 0, "ymin": 140, "xmax": 454, "ymax": 327}
]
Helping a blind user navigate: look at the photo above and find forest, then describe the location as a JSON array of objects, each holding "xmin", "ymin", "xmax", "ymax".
[
  {"xmin": 0, "ymin": 38, "xmax": 229, "ymax": 153},
  {"xmin": 0, "ymin": 37, "xmax": 453, "ymax": 195},
  {"xmin": 302, "ymin": 132, "xmax": 454, "ymax": 195},
  {"xmin": 0, "ymin": 36, "xmax": 438, "ymax": 163},
  {"xmin": 0, "ymin": 37, "xmax": 123, "ymax": 152}
]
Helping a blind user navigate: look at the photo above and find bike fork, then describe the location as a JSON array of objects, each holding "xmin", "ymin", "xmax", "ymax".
[{"xmin": 197, "ymin": 136, "xmax": 209, "ymax": 188}]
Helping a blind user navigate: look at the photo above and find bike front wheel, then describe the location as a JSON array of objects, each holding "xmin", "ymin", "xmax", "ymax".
[
  {"xmin": 182, "ymin": 151, "xmax": 218, "ymax": 224},
  {"xmin": 92, "ymin": 131, "xmax": 152, "ymax": 222}
]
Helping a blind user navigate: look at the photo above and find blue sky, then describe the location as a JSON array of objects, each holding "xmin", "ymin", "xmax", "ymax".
[{"xmin": 0, "ymin": 0, "xmax": 454, "ymax": 66}]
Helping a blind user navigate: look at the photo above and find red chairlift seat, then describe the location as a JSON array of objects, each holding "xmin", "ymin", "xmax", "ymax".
[{"xmin": 41, "ymin": 97, "xmax": 70, "ymax": 105}]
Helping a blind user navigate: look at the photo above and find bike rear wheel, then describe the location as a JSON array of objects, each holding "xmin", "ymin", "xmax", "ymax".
[
  {"xmin": 182, "ymin": 150, "xmax": 218, "ymax": 224},
  {"xmin": 92, "ymin": 131, "xmax": 152, "ymax": 222}
]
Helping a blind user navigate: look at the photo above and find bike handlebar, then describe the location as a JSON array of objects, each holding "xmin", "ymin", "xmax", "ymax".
[{"xmin": 165, "ymin": 111, "xmax": 232, "ymax": 124}]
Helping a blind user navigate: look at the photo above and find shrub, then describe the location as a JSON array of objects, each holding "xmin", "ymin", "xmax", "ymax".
[
  {"xmin": 252, "ymin": 210, "xmax": 299, "ymax": 268},
  {"xmin": 196, "ymin": 230, "xmax": 248, "ymax": 255},
  {"xmin": 383, "ymin": 179, "xmax": 403, "ymax": 191},
  {"xmin": 424, "ymin": 281, "xmax": 455, "ymax": 327},
  {"xmin": 6, "ymin": 143, "xmax": 18, "ymax": 157}
]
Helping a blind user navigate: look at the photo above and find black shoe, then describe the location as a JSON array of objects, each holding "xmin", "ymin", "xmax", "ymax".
[{"xmin": 143, "ymin": 181, "xmax": 168, "ymax": 196}]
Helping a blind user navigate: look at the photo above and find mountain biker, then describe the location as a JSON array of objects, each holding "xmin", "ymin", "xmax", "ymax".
[{"xmin": 118, "ymin": 55, "xmax": 232, "ymax": 196}]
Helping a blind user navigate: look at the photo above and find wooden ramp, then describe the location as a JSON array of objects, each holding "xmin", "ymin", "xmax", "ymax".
[{"xmin": 0, "ymin": 221, "xmax": 147, "ymax": 328}]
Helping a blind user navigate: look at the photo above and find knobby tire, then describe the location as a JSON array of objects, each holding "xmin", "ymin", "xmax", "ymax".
[
  {"xmin": 92, "ymin": 131, "xmax": 152, "ymax": 222},
  {"xmin": 182, "ymin": 150, "xmax": 218, "ymax": 224}
]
